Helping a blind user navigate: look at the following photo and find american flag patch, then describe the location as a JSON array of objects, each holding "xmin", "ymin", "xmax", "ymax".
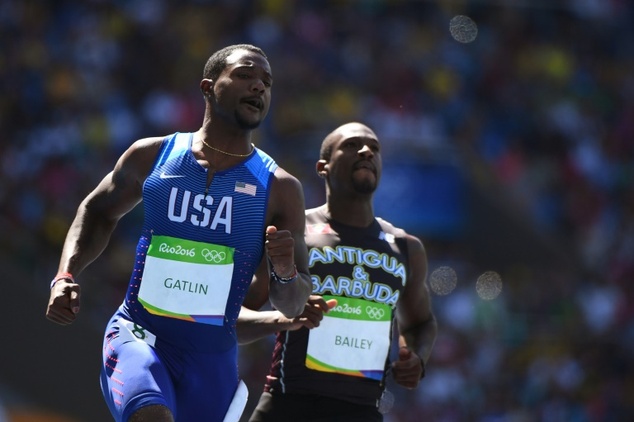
[{"xmin": 234, "ymin": 181, "xmax": 257, "ymax": 196}]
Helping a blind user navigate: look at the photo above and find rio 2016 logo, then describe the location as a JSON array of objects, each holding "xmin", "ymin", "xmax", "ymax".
[
  {"xmin": 159, "ymin": 242, "xmax": 195, "ymax": 257},
  {"xmin": 158, "ymin": 243, "xmax": 227, "ymax": 263},
  {"xmin": 333, "ymin": 303, "xmax": 362, "ymax": 315}
]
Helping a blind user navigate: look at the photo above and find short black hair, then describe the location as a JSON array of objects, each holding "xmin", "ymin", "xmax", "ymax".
[
  {"xmin": 319, "ymin": 132, "xmax": 337, "ymax": 161},
  {"xmin": 320, "ymin": 122, "xmax": 377, "ymax": 161},
  {"xmin": 203, "ymin": 44, "xmax": 267, "ymax": 80}
]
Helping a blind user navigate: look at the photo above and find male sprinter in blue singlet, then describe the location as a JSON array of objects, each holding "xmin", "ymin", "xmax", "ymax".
[
  {"xmin": 46, "ymin": 44, "xmax": 312, "ymax": 422},
  {"xmin": 238, "ymin": 122, "xmax": 438, "ymax": 421}
]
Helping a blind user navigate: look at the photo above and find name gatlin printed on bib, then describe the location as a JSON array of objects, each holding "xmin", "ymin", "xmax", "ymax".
[
  {"xmin": 137, "ymin": 235, "xmax": 235, "ymax": 325},
  {"xmin": 306, "ymin": 295, "xmax": 391, "ymax": 380}
]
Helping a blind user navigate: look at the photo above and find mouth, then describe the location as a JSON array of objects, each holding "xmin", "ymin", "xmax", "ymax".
[
  {"xmin": 242, "ymin": 97, "xmax": 263, "ymax": 111},
  {"xmin": 353, "ymin": 162, "xmax": 376, "ymax": 174}
]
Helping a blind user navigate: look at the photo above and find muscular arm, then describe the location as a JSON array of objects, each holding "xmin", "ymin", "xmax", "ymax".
[
  {"xmin": 392, "ymin": 234, "xmax": 438, "ymax": 388},
  {"xmin": 237, "ymin": 296, "xmax": 336, "ymax": 345},
  {"xmin": 46, "ymin": 137, "xmax": 163, "ymax": 325},
  {"xmin": 237, "ymin": 308, "xmax": 293, "ymax": 345},
  {"xmin": 257, "ymin": 168, "xmax": 312, "ymax": 318}
]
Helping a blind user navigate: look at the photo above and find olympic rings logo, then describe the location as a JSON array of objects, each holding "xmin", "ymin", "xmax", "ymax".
[
  {"xmin": 366, "ymin": 306, "xmax": 385, "ymax": 320},
  {"xmin": 201, "ymin": 249, "xmax": 227, "ymax": 263}
]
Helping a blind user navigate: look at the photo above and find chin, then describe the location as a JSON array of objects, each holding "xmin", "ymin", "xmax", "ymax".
[
  {"xmin": 353, "ymin": 182, "xmax": 377, "ymax": 195},
  {"xmin": 236, "ymin": 114, "xmax": 263, "ymax": 130},
  {"xmin": 235, "ymin": 112, "xmax": 267, "ymax": 130},
  {"xmin": 237, "ymin": 119, "xmax": 261, "ymax": 130}
]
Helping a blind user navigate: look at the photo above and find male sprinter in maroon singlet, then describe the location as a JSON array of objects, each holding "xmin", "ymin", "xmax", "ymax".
[{"xmin": 239, "ymin": 122, "xmax": 438, "ymax": 421}]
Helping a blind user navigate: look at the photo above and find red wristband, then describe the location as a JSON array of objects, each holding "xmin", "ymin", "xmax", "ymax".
[{"xmin": 50, "ymin": 272, "xmax": 75, "ymax": 289}]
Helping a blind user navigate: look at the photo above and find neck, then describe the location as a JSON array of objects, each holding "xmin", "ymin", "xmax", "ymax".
[
  {"xmin": 196, "ymin": 126, "xmax": 253, "ymax": 157},
  {"xmin": 200, "ymin": 111, "xmax": 255, "ymax": 139},
  {"xmin": 322, "ymin": 197, "xmax": 375, "ymax": 227}
]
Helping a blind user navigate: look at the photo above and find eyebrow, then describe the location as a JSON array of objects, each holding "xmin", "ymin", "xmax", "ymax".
[
  {"xmin": 343, "ymin": 136, "xmax": 378, "ymax": 144},
  {"xmin": 233, "ymin": 63, "xmax": 273, "ymax": 80}
]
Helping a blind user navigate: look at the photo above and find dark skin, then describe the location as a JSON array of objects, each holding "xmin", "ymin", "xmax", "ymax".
[
  {"xmin": 239, "ymin": 122, "xmax": 437, "ymax": 390},
  {"xmin": 46, "ymin": 48, "xmax": 312, "ymax": 421}
]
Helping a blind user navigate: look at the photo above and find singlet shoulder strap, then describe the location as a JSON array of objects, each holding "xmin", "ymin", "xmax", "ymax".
[
  {"xmin": 376, "ymin": 217, "xmax": 409, "ymax": 267},
  {"xmin": 153, "ymin": 132, "xmax": 191, "ymax": 168}
]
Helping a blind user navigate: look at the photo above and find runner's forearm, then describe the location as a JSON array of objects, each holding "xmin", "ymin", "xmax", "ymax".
[
  {"xmin": 400, "ymin": 316, "xmax": 438, "ymax": 365},
  {"xmin": 236, "ymin": 308, "xmax": 291, "ymax": 344},
  {"xmin": 58, "ymin": 202, "xmax": 119, "ymax": 277},
  {"xmin": 269, "ymin": 273, "xmax": 312, "ymax": 318}
]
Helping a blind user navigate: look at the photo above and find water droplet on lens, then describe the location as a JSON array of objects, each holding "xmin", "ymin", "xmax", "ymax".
[
  {"xmin": 430, "ymin": 266, "xmax": 457, "ymax": 296},
  {"xmin": 378, "ymin": 389, "xmax": 394, "ymax": 414},
  {"xmin": 476, "ymin": 271, "xmax": 503, "ymax": 300},
  {"xmin": 449, "ymin": 15, "xmax": 478, "ymax": 43}
]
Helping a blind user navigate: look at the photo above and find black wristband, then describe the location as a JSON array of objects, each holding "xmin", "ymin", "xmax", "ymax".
[{"xmin": 271, "ymin": 265, "xmax": 298, "ymax": 284}]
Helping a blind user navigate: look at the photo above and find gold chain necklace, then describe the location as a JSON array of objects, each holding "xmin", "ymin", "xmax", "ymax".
[{"xmin": 200, "ymin": 138, "xmax": 255, "ymax": 157}]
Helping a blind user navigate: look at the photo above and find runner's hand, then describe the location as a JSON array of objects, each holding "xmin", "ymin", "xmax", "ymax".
[
  {"xmin": 391, "ymin": 347, "xmax": 424, "ymax": 389},
  {"xmin": 265, "ymin": 225, "xmax": 295, "ymax": 278},
  {"xmin": 286, "ymin": 295, "xmax": 337, "ymax": 330},
  {"xmin": 46, "ymin": 279, "xmax": 81, "ymax": 325}
]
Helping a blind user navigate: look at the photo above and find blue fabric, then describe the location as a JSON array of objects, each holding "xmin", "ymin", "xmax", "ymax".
[
  {"xmin": 100, "ymin": 132, "xmax": 277, "ymax": 419},
  {"xmin": 100, "ymin": 312, "xmax": 239, "ymax": 421}
]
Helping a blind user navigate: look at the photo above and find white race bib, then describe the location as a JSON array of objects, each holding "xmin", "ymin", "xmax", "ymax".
[
  {"xmin": 306, "ymin": 296, "xmax": 392, "ymax": 380},
  {"xmin": 138, "ymin": 235, "xmax": 235, "ymax": 325}
]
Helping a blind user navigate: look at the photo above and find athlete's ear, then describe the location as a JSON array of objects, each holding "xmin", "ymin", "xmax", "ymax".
[
  {"xmin": 200, "ymin": 79, "xmax": 214, "ymax": 97},
  {"xmin": 316, "ymin": 160, "xmax": 328, "ymax": 178}
]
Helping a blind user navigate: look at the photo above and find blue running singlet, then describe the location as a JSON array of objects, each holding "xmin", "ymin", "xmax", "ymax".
[{"xmin": 100, "ymin": 132, "xmax": 277, "ymax": 421}]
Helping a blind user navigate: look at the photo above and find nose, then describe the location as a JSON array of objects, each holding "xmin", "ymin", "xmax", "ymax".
[
  {"xmin": 251, "ymin": 79, "xmax": 265, "ymax": 93},
  {"xmin": 358, "ymin": 144, "xmax": 374, "ymax": 158}
]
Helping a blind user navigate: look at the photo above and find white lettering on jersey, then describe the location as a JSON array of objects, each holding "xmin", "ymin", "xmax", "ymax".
[{"xmin": 167, "ymin": 187, "xmax": 233, "ymax": 233}]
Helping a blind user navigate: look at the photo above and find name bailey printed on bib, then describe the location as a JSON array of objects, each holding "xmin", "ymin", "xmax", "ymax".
[
  {"xmin": 305, "ymin": 295, "xmax": 392, "ymax": 380},
  {"xmin": 138, "ymin": 235, "xmax": 235, "ymax": 325}
]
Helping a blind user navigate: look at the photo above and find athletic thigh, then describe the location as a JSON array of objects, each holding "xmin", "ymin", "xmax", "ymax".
[
  {"xmin": 100, "ymin": 317, "xmax": 175, "ymax": 422},
  {"xmin": 172, "ymin": 344, "xmax": 239, "ymax": 422}
]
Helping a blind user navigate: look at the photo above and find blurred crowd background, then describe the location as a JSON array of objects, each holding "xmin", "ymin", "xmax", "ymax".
[{"xmin": 1, "ymin": 0, "xmax": 633, "ymax": 421}]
